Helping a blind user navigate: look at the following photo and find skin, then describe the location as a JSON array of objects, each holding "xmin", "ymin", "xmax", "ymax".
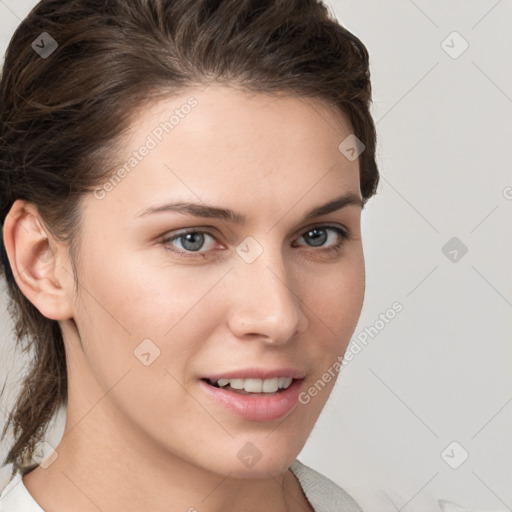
[{"xmin": 3, "ymin": 84, "xmax": 365, "ymax": 512}]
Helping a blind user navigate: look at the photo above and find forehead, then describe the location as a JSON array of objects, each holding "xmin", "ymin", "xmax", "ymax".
[{"xmin": 89, "ymin": 85, "xmax": 361, "ymax": 223}]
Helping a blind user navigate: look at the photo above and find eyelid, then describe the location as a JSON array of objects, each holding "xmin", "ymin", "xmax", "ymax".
[
  {"xmin": 161, "ymin": 229, "xmax": 221, "ymax": 253},
  {"xmin": 296, "ymin": 222, "xmax": 350, "ymax": 239},
  {"xmin": 293, "ymin": 224, "xmax": 350, "ymax": 248}
]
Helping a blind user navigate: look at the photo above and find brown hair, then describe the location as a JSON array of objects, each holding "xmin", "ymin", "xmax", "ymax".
[{"xmin": 0, "ymin": 0, "xmax": 379, "ymax": 475}]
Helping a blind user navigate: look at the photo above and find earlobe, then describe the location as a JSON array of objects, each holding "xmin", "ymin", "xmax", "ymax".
[{"xmin": 2, "ymin": 199, "xmax": 74, "ymax": 321}]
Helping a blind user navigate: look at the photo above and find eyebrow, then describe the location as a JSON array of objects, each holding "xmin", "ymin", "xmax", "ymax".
[{"xmin": 137, "ymin": 192, "xmax": 363, "ymax": 224}]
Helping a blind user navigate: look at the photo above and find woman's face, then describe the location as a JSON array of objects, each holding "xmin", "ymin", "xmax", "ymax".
[{"xmin": 63, "ymin": 85, "xmax": 365, "ymax": 477}]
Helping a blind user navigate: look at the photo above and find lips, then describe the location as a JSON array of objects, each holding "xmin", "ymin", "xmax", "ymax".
[
  {"xmin": 200, "ymin": 367, "xmax": 307, "ymax": 381},
  {"xmin": 199, "ymin": 376, "xmax": 305, "ymax": 421}
]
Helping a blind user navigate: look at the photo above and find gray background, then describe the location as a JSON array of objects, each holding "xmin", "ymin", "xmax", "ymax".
[{"xmin": 1, "ymin": 1, "xmax": 511, "ymax": 510}]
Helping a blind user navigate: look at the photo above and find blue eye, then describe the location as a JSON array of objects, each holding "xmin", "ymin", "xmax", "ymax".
[
  {"xmin": 295, "ymin": 226, "xmax": 349, "ymax": 250},
  {"xmin": 161, "ymin": 225, "xmax": 350, "ymax": 257},
  {"xmin": 163, "ymin": 231, "xmax": 217, "ymax": 254}
]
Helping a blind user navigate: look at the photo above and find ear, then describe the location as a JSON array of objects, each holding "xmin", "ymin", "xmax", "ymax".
[{"xmin": 2, "ymin": 199, "xmax": 74, "ymax": 320}]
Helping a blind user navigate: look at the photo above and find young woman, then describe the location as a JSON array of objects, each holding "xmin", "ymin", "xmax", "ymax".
[{"xmin": 0, "ymin": 1, "xmax": 379, "ymax": 510}]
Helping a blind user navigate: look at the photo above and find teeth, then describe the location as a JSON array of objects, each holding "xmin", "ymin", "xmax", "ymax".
[
  {"xmin": 214, "ymin": 377, "xmax": 293, "ymax": 393},
  {"xmin": 262, "ymin": 378, "xmax": 278, "ymax": 392},
  {"xmin": 278, "ymin": 377, "xmax": 290, "ymax": 389}
]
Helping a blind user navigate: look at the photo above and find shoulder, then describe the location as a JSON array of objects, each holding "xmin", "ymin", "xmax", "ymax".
[
  {"xmin": 289, "ymin": 459, "xmax": 364, "ymax": 512},
  {"xmin": 0, "ymin": 468, "xmax": 44, "ymax": 512}
]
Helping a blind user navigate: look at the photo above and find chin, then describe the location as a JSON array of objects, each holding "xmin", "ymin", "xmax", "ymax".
[
  {"xmin": 220, "ymin": 442, "xmax": 299, "ymax": 480},
  {"xmin": 227, "ymin": 462, "xmax": 291, "ymax": 480}
]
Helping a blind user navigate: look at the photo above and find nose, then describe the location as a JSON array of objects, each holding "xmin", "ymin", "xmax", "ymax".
[{"xmin": 226, "ymin": 246, "xmax": 308, "ymax": 345}]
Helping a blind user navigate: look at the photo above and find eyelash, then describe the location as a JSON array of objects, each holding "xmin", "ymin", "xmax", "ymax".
[{"xmin": 161, "ymin": 225, "xmax": 350, "ymax": 259}]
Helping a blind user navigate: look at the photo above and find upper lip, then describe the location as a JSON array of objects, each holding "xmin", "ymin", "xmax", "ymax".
[{"xmin": 201, "ymin": 367, "xmax": 307, "ymax": 381}]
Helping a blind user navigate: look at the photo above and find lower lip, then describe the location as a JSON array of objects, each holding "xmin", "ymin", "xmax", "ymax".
[{"xmin": 199, "ymin": 378, "xmax": 304, "ymax": 422}]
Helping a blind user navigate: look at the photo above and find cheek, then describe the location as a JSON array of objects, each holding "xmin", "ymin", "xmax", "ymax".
[
  {"xmin": 75, "ymin": 249, "xmax": 230, "ymax": 374},
  {"xmin": 80, "ymin": 243, "xmax": 218, "ymax": 328},
  {"xmin": 71, "ymin": 251, "xmax": 226, "ymax": 428},
  {"xmin": 303, "ymin": 248, "xmax": 365, "ymax": 337},
  {"xmin": 294, "ymin": 259, "xmax": 364, "ymax": 420}
]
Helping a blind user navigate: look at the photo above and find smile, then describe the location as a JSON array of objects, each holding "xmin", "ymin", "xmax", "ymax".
[{"xmin": 199, "ymin": 377, "xmax": 305, "ymax": 421}]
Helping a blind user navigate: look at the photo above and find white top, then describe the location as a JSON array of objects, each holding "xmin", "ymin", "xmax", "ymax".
[{"xmin": 0, "ymin": 459, "xmax": 363, "ymax": 512}]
